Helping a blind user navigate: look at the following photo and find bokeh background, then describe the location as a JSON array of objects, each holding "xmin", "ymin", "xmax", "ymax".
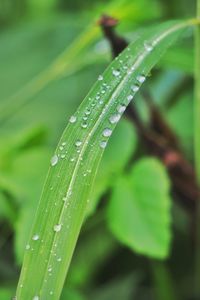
[{"xmin": 0, "ymin": 0, "xmax": 198, "ymax": 299}]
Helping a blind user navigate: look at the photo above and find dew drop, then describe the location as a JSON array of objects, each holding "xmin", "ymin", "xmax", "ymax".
[
  {"xmin": 54, "ymin": 224, "xmax": 62, "ymax": 232},
  {"xmin": 131, "ymin": 84, "xmax": 139, "ymax": 92},
  {"xmin": 100, "ymin": 141, "xmax": 107, "ymax": 149},
  {"xmin": 33, "ymin": 296, "xmax": 39, "ymax": 300},
  {"xmin": 57, "ymin": 257, "xmax": 62, "ymax": 262},
  {"xmin": 117, "ymin": 104, "xmax": 126, "ymax": 113},
  {"xmin": 109, "ymin": 114, "xmax": 121, "ymax": 124},
  {"xmin": 103, "ymin": 128, "xmax": 112, "ymax": 137},
  {"xmin": 144, "ymin": 41, "xmax": 153, "ymax": 52},
  {"xmin": 98, "ymin": 75, "xmax": 103, "ymax": 81},
  {"xmin": 69, "ymin": 115, "xmax": 77, "ymax": 123},
  {"xmin": 32, "ymin": 234, "xmax": 39, "ymax": 241},
  {"xmin": 85, "ymin": 109, "xmax": 91, "ymax": 115},
  {"xmin": 61, "ymin": 154, "xmax": 66, "ymax": 159},
  {"xmin": 81, "ymin": 123, "xmax": 88, "ymax": 129},
  {"xmin": 84, "ymin": 117, "xmax": 88, "ymax": 122},
  {"xmin": 136, "ymin": 75, "xmax": 146, "ymax": 83},
  {"xmin": 75, "ymin": 140, "xmax": 82, "ymax": 147},
  {"xmin": 25, "ymin": 244, "xmax": 30, "ymax": 250},
  {"xmin": 50, "ymin": 155, "xmax": 58, "ymax": 166},
  {"xmin": 127, "ymin": 94, "xmax": 134, "ymax": 102},
  {"xmin": 112, "ymin": 69, "xmax": 120, "ymax": 77}
]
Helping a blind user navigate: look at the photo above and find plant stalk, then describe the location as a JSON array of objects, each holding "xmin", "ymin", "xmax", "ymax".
[
  {"xmin": 151, "ymin": 261, "xmax": 178, "ymax": 300},
  {"xmin": 194, "ymin": 0, "xmax": 200, "ymax": 297}
]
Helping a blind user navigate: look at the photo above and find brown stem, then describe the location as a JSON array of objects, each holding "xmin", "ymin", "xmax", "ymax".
[{"xmin": 98, "ymin": 14, "xmax": 200, "ymax": 213}]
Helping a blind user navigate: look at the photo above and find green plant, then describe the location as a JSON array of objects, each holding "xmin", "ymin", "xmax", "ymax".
[
  {"xmin": 0, "ymin": 0, "xmax": 159, "ymax": 125},
  {"xmin": 194, "ymin": 0, "xmax": 200, "ymax": 296},
  {"xmin": 15, "ymin": 18, "xmax": 199, "ymax": 299}
]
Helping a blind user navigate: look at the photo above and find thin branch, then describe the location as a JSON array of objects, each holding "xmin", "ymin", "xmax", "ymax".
[{"xmin": 98, "ymin": 14, "xmax": 200, "ymax": 213}]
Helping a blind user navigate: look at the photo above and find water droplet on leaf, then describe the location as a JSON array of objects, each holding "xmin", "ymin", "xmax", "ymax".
[
  {"xmin": 32, "ymin": 234, "xmax": 39, "ymax": 241},
  {"xmin": 50, "ymin": 155, "xmax": 58, "ymax": 166},
  {"xmin": 100, "ymin": 141, "xmax": 107, "ymax": 149},
  {"xmin": 117, "ymin": 104, "xmax": 126, "ymax": 113},
  {"xmin": 144, "ymin": 41, "xmax": 153, "ymax": 52},
  {"xmin": 85, "ymin": 109, "xmax": 91, "ymax": 115},
  {"xmin": 69, "ymin": 115, "xmax": 77, "ymax": 123},
  {"xmin": 131, "ymin": 84, "xmax": 139, "ymax": 92},
  {"xmin": 112, "ymin": 69, "xmax": 120, "ymax": 77},
  {"xmin": 54, "ymin": 224, "xmax": 62, "ymax": 232},
  {"xmin": 103, "ymin": 128, "xmax": 112, "ymax": 137},
  {"xmin": 75, "ymin": 140, "xmax": 82, "ymax": 147},
  {"xmin": 127, "ymin": 95, "xmax": 133, "ymax": 102},
  {"xmin": 136, "ymin": 75, "xmax": 146, "ymax": 83},
  {"xmin": 109, "ymin": 114, "xmax": 121, "ymax": 124},
  {"xmin": 98, "ymin": 75, "xmax": 103, "ymax": 81},
  {"xmin": 81, "ymin": 123, "xmax": 88, "ymax": 129}
]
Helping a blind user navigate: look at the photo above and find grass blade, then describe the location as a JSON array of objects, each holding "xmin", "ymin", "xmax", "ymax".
[{"xmin": 16, "ymin": 19, "xmax": 198, "ymax": 300}]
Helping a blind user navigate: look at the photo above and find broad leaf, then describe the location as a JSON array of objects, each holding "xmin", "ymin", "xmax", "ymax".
[{"xmin": 107, "ymin": 158, "xmax": 171, "ymax": 259}]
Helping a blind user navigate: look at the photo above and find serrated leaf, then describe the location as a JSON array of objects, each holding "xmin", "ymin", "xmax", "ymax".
[
  {"xmin": 16, "ymin": 19, "xmax": 197, "ymax": 299},
  {"xmin": 107, "ymin": 158, "xmax": 171, "ymax": 259}
]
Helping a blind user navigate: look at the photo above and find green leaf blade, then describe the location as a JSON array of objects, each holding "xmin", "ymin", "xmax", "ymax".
[
  {"xmin": 16, "ymin": 19, "xmax": 194, "ymax": 299},
  {"xmin": 107, "ymin": 158, "xmax": 172, "ymax": 259}
]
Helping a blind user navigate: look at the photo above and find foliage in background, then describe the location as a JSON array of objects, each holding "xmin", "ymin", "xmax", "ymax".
[{"xmin": 0, "ymin": 0, "xmax": 198, "ymax": 299}]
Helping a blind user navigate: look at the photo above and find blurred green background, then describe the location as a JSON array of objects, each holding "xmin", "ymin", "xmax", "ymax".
[{"xmin": 0, "ymin": 0, "xmax": 197, "ymax": 299}]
